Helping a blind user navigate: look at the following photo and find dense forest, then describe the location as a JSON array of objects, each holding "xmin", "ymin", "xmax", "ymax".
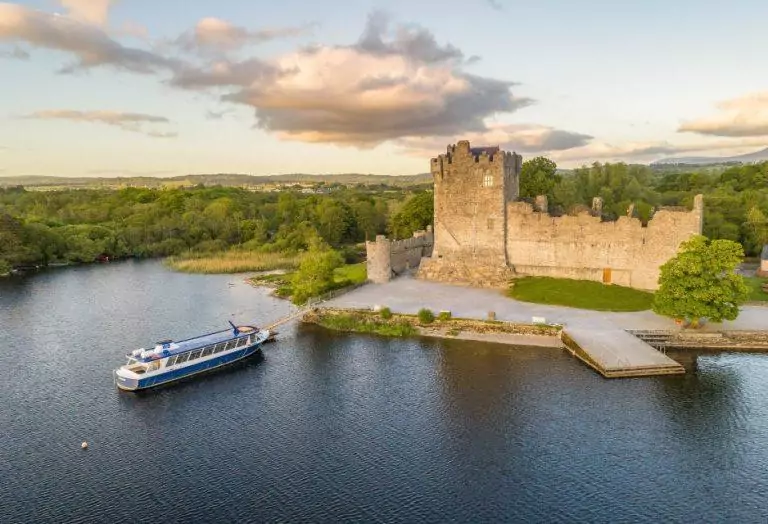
[
  {"xmin": 0, "ymin": 185, "xmax": 432, "ymax": 274},
  {"xmin": 1, "ymin": 159, "xmax": 767, "ymax": 275}
]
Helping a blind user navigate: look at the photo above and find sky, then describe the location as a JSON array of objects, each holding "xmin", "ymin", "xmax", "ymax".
[{"xmin": 1, "ymin": 0, "xmax": 768, "ymax": 177}]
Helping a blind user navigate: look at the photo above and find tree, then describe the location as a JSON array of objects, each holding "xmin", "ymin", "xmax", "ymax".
[
  {"xmin": 388, "ymin": 191, "xmax": 433, "ymax": 239},
  {"xmin": 745, "ymin": 206, "xmax": 768, "ymax": 253},
  {"xmin": 290, "ymin": 238, "xmax": 344, "ymax": 304},
  {"xmin": 519, "ymin": 157, "xmax": 560, "ymax": 200},
  {"xmin": 652, "ymin": 235, "xmax": 749, "ymax": 326}
]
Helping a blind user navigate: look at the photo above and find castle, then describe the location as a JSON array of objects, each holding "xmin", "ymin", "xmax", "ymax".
[{"xmin": 368, "ymin": 140, "xmax": 704, "ymax": 291}]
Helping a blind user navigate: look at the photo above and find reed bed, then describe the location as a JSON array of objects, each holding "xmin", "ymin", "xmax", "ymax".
[{"xmin": 166, "ymin": 251, "xmax": 301, "ymax": 274}]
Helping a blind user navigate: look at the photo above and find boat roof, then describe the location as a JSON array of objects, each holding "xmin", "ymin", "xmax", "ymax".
[{"xmin": 129, "ymin": 325, "xmax": 258, "ymax": 360}]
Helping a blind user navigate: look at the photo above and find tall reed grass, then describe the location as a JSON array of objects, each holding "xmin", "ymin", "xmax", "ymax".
[{"xmin": 165, "ymin": 251, "xmax": 300, "ymax": 274}]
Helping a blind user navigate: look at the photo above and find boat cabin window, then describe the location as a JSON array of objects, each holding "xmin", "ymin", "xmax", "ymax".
[
  {"xmin": 188, "ymin": 349, "xmax": 202, "ymax": 360},
  {"xmin": 201, "ymin": 346, "xmax": 214, "ymax": 357},
  {"xmin": 176, "ymin": 353, "xmax": 189, "ymax": 364},
  {"xmin": 237, "ymin": 337, "xmax": 247, "ymax": 347},
  {"xmin": 166, "ymin": 355, "xmax": 177, "ymax": 367},
  {"xmin": 213, "ymin": 343, "xmax": 225, "ymax": 354},
  {"xmin": 225, "ymin": 340, "xmax": 236, "ymax": 350}
]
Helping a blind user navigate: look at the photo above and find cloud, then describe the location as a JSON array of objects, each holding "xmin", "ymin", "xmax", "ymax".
[
  {"xmin": 174, "ymin": 17, "xmax": 311, "ymax": 53},
  {"xmin": 486, "ymin": 0, "xmax": 504, "ymax": 10},
  {"xmin": 169, "ymin": 57, "xmax": 281, "ymax": 89},
  {"xmin": 679, "ymin": 91, "xmax": 768, "ymax": 138},
  {"xmin": 58, "ymin": 0, "xmax": 113, "ymax": 26},
  {"xmin": 1, "ymin": 4, "xmax": 537, "ymax": 147},
  {"xmin": 24, "ymin": 109, "xmax": 177, "ymax": 137},
  {"xmin": 355, "ymin": 11, "xmax": 464, "ymax": 64},
  {"xmin": 0, "ymin": 45, "xmax": 29, "ymax": 59},
  {"xmin": 397, "ymin": 124, "xmax": 593, "ymax": 157},
  {"xmin": 0, "ymin": 3, "xmax": 179, "ymax": 74},
  {"xmin": 550, "ymin": 136, "xmax": 768, "ymax": 164},
  {"xmin": 205, "ymin": 108, "xmax": 236, "ymax": 120}
]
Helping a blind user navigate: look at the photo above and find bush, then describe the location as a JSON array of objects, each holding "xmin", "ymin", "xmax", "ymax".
[
  {"xmin": 380, "ymin": 307, "xmax": 392, "ymax": 319},
  {"xmin": 0, "ymin": 259, "xmax": 10, "ymax": 275},
  {"xmin": 417, "ymin": 308, "xmax": 435, "ymax": 324},
  {"xmin": 437, "ymin": 310, "xmax": 452, "ymax": 321}
]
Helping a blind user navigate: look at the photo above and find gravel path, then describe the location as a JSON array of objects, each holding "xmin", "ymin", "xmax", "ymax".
[{"xmin": 326, "ymin": 275, "xmax": 768, "ymax": 332}]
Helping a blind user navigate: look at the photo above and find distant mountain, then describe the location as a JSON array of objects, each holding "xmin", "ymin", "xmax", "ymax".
[
  {"xmin": 0, "ymin": 172, "xmax": 433, "ymax": 189},
  {"xmin": 652, "ymin": 147, "xmax": 768, "ymax": 166}
]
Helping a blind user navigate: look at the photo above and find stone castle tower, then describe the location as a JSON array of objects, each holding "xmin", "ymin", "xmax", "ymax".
[
  {"xmin": 421, "ymin": 140, "xmax": 523, "ymax": 285},
  {"xmin": 417, "ymin": 139, "xmax": 704, "ymax": 290}
]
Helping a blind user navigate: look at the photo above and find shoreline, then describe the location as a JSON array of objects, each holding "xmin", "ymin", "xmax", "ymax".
[{"xmin": 301, "ymin": 307, "xmax": 563, "ymax": 346}]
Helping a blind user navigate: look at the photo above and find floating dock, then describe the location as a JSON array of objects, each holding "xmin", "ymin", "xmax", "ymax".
[{"xmin": 563, "ymin": 328, "xmax": 685, "ymax": 378}]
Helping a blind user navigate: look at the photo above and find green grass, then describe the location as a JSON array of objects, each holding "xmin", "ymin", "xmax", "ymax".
[
  {"xmin": 317, "ymin": 313, "xmax": 417, "ymax": 337},
  {"xmin": 249, "ymin": 262, "xmax": 366, "ymax": 301},
  {"xmin": 508, "ymin": 277, "xmax": 654, "ymax": 312},
  {"xmin": 745, "ymin": 276, "xmax": 768, "ymax": 302},
  {"xmin": 333, "ymin": 262, "xmax": 367, "ymax": 285}
]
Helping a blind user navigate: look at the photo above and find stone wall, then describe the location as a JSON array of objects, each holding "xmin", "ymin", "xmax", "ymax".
[
  {"xmin": 366, "ymin": 229, "xmax": 434, "ymax": 284},
  {"xmin": 431, "ymin": 140, "xmax": 522, "ymax": 266},
  {"xmin": 505, "ymin": 195, "xmax": 704, "ymax": 290},
  {"xmin": 420, "ymin": 140, "xmax": 521, "ymax": 287},
  {"xmin": 417, "ymin": 139, "xmax": 704, "ymax": 290}
]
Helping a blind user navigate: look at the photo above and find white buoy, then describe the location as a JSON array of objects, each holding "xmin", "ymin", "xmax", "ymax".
[{"xmin": 81, "ymin": 441, "xmax": 88, "ymax": 450}]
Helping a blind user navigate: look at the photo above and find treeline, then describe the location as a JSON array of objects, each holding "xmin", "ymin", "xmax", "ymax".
[
  {"xmin": 0, "ymin": 185, "xmax": 434, "ymax": 273},
  {"xmin": 522, "ymin": 159, "xmax": 768, "ymax": 257}
]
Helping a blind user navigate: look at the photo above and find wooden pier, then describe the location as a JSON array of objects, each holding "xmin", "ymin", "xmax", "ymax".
[{"xmin": 563, "ymin": 328, "xmax": 685, "ymax": 378}]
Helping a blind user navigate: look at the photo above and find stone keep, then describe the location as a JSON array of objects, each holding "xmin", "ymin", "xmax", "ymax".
[
  {"xmin": 418, "ymin": 141, "xmax": 523, "ymax": 286},
  {"xmin": 418, "ymin": 140, "xmax": 704, "ymax": 290}
]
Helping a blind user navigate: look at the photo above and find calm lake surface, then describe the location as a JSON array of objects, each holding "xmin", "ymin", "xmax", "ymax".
[{"xmin": 2, "ymin": 260, "xmax": 768, "ymax": 523}]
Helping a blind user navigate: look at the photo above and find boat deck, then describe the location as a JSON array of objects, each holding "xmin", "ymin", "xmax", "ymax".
[{"xmin": 563, "ymin": 328, "xmax": 685, "ymax": 378}]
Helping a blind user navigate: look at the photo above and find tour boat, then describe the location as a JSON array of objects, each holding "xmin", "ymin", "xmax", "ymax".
[{"xmin": 114, "ymin": 322, "xmax": 271, "ymax": 391}]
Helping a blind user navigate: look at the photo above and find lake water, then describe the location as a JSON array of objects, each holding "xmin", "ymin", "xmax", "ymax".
[{"xmin": 2, "ymin": 261, "xmax": 768, "ymax": 523}]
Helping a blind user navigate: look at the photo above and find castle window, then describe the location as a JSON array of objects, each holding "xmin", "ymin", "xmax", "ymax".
[{"xmin": 483, "ymin": 174, "xmax": 494, "ymax": 187}]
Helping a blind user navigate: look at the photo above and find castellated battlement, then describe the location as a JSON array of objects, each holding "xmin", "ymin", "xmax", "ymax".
[{"xmin": 366, "ymin": 228, "xmax": 434, "ymax": 284}]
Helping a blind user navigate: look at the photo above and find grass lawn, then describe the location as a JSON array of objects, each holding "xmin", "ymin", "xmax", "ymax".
[
  {"xmin": 333, "ymin": 262, "xmax": 367, "ymax": 285},
  {"xmin": 745, "ymin": 276, "xmax": 768, "ymax": 302},
  {"xmin": 508, "ymin": 276, "xmax": 654, "ymax": 312}
]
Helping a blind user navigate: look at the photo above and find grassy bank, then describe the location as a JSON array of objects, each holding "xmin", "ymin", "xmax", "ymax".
[
  {"xmin": 508, "ymin": 277, "xmax": 654, "ymax": 312},
  {"xmin": 248, "ymin": 262, "xmax": 368, "ymax": 301},
  {"xmin": 745, "ymin": 276, "xmax": 768, "ymax": 302},
  {"xmin": 303, "ymin": 308, "xmax": 562, "ymax": 339},
  {"xmin": 311, "ymin": 310, "xmax": 418, "ymax": 337},
  {"xmin": 165, "ymin": 251, "xmax": 300, "ymax": 274}
]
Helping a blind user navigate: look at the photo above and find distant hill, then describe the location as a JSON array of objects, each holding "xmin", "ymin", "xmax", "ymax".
[
  {"xmin": 652, "ymin": 147, "xmax": 768, "ymax": 166},
  {"xmin": 0, "ymin": 172, "xmax": 433, "ymax": 189}
]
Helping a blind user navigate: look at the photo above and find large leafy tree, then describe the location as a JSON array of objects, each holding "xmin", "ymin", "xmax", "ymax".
[
  {"xmin": 652, "ymin": 235, "xmax": 749, "ymax": 325},
  {"xmin": 290, "ymin": 237, "xmax": 344, "ymax": 305},
  {"xmin": 519, "ymin": 157, "xmax": 560, "ymax": 200}
]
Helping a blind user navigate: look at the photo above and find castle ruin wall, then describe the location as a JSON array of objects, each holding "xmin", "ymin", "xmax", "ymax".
[
  {"xmin": 505, "ymin": 195, "xmax": 704, "ymax": 290},
  {"xmin": 366, "ymin": 229, "xmax": 434, "ymax": 284}
]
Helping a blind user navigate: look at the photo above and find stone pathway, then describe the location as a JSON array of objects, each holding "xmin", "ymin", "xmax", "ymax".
[{"xmin": 325, "ymin": 275, "xmax": 768, "ymax": 332}]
